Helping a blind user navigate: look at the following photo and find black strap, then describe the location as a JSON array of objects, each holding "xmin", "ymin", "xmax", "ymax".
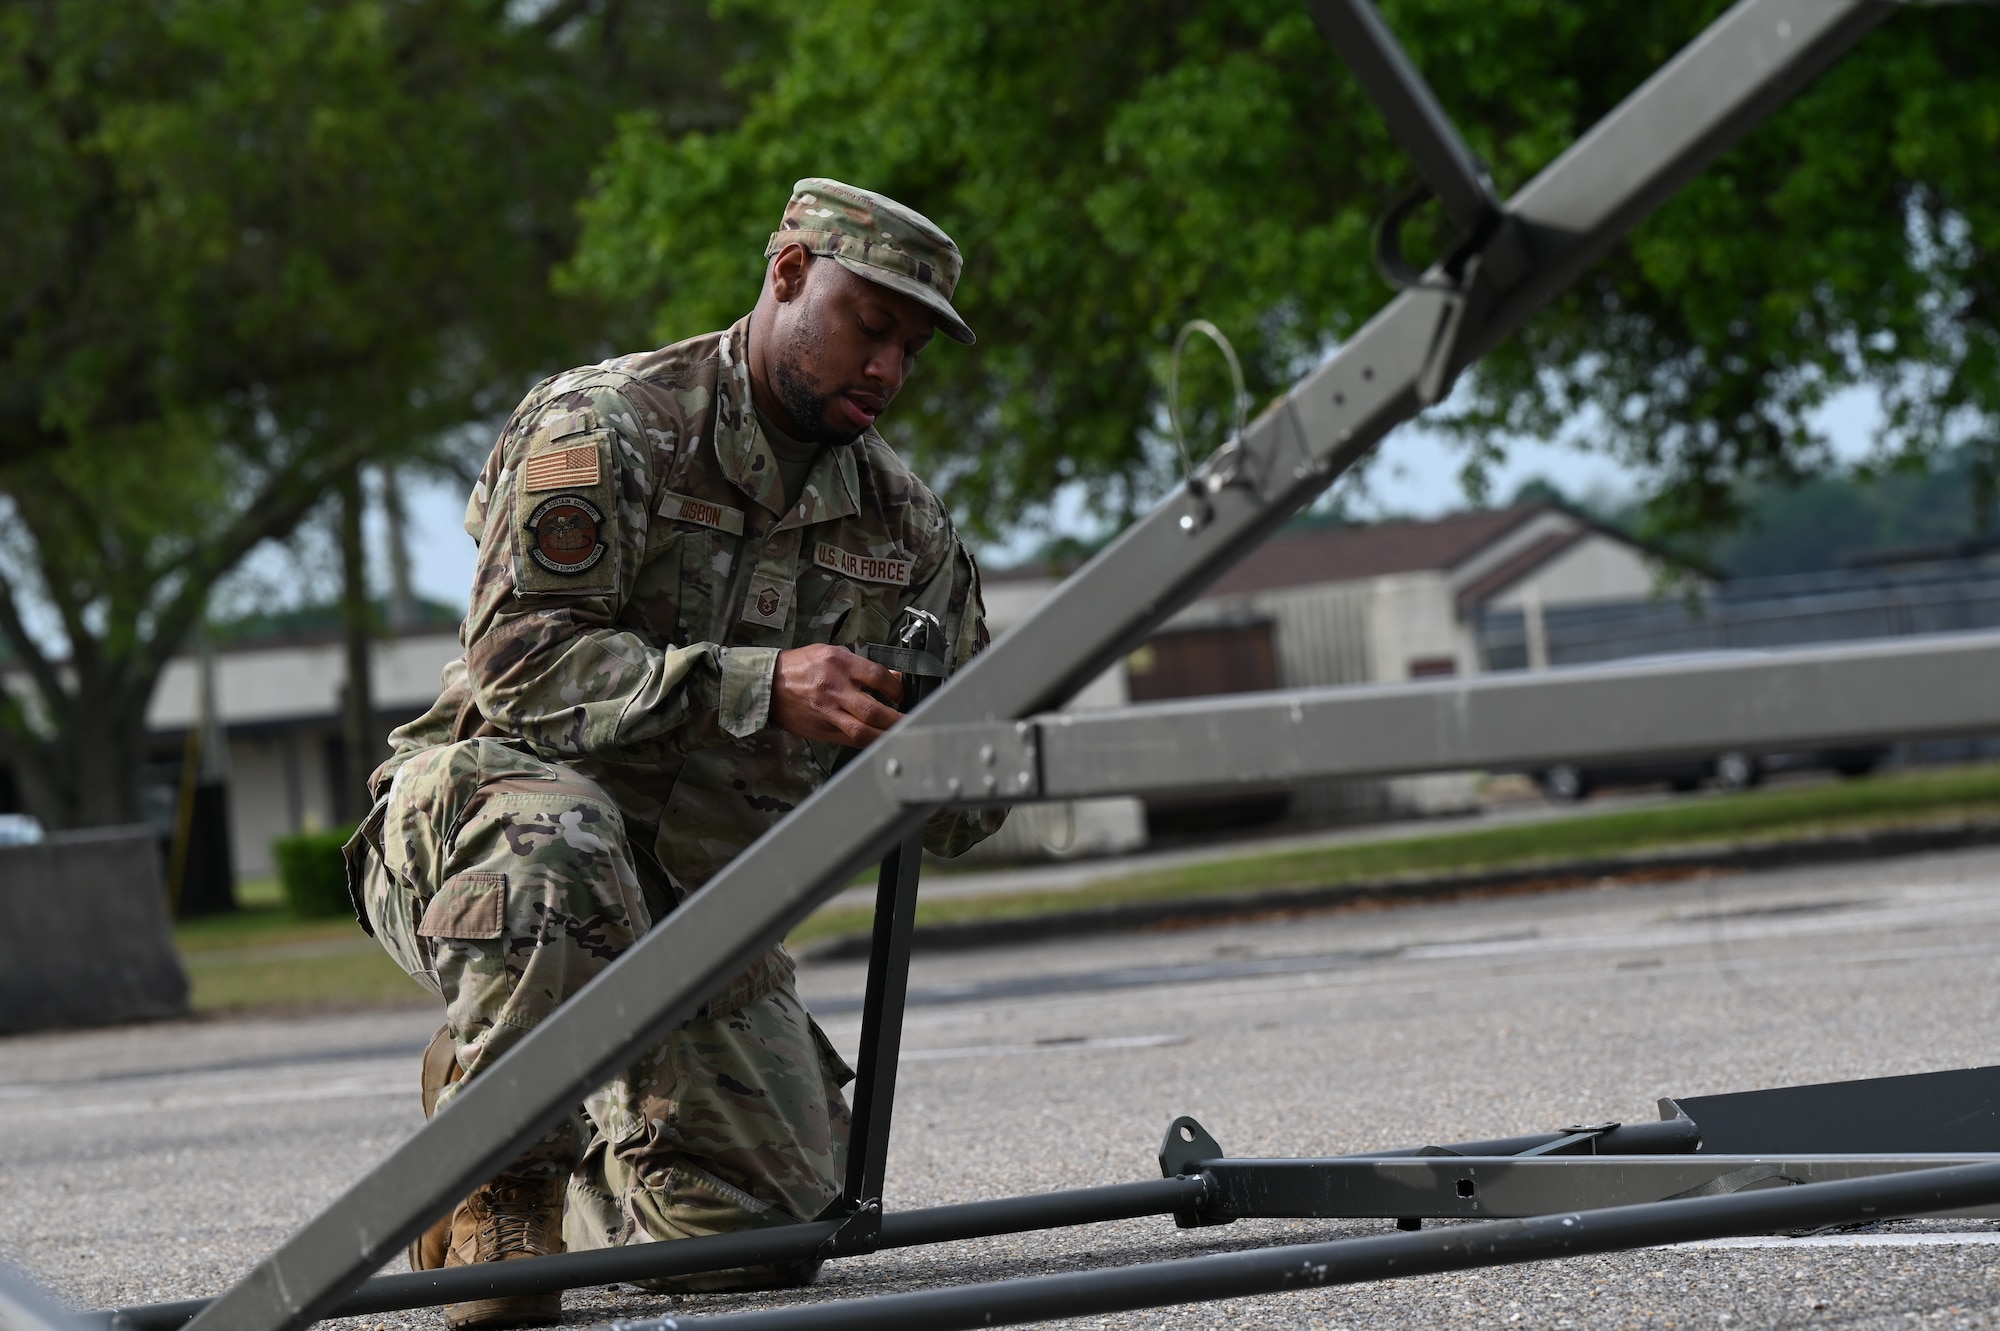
[{"xmin": 860, "ymin": 643, "xmax": 947, "ymax": 679}]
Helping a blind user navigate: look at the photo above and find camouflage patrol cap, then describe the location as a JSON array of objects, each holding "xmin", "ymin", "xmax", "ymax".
[{"xmin": 766, "ymin": 178, "xmax": 975, "ymax": 345}]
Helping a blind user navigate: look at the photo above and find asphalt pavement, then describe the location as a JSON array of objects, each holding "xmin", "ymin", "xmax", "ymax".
[{"xmin": 7, "ymin": 842, "xmax": 2000, "ymax": 1328}]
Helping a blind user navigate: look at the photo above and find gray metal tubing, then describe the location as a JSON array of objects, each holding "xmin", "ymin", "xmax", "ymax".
[
  {"xmin": 99, "ymin": 1180, "xmax": 1206, "ymax": 1331},
  {"xmin": 176, "ymin": 6, "xmax": 1889, "ymax": 1331},
  {"xmin": 577, "ymin": 1160, "xmax": 2000, "ymax": 1331}
]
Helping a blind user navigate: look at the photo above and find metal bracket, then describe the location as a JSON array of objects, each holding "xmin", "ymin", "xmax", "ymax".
[
  {"xmin": 815, "ymin": 1199, "xmax": 883, "ymax": 1259},
  {"xmin": 1158, "ymin": 1117, "xmax": 1232, "ymax": 1229},
  {"xmin": 877, "ymin": 721, "xmax": 1039, "ymax": 805}
]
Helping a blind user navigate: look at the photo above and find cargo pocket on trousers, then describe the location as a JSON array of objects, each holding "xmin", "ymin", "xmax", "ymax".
[
  {"xmin": 808, "ymin": 1015, "xmax": 856, "ymax": 1091},
  {"xmin": 417, "ymin": 872, "xmax": 508, "ymax": 940}
]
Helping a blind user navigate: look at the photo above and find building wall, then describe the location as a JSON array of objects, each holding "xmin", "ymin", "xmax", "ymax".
[
  {"xmin": 149, "ymin": 635, "xmax": 460, "ymax": 883},
  {"xmin": 150, "ymin": 636, "xmax": 461, "ymax": 730},
  {"xmin": 1364, "ymin": 573, "xmax": 1476, "ymax": 681},
  {"xmin": 223, "ymin": 728, "xmax": 336, "ymax": 878},
  {"xmin": 1488, "ymin": 537, "xmax": 1658, "ymax": 610}
]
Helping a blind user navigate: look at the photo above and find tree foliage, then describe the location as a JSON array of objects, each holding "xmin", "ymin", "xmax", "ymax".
[
  {"xmin": 567, "ymin": 0, "xmax": 2000, "ymax": 548},
  {"xmin": 0, "ymin": 0, "xmax": 767, "ymax": 827}
]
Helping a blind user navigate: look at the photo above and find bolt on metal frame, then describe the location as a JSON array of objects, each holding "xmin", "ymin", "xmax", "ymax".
[{"xmin": 151, "ymin": 2, "xmax": 1999, "ymax": 1329}]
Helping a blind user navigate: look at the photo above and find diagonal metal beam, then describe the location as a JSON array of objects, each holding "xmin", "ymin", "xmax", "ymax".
[
  {"xmin": 1303, "ymin": 0, "xmax": 1502, "ymax": 233},
  {"xmin": 180, "ymin": 4, "xmax": 1899, "ymax": 1330}
]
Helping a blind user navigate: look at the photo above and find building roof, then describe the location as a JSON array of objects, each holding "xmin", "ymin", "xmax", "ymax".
[
  {"xmin": 1453, "ymin": 528, "xmax": 1590, "ymax": 611},
  {"xmin": 1203, "ymin": 506, "xmax": 1552, "ymax": 597}
]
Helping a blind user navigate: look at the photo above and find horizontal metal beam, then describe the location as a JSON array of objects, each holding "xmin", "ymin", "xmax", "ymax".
[
  {"xmin": 570, "ymin": 1160, "xmax": 2000, "ymax": 1331},
  {"xmin": 880, "ymin": 630, "xmax": 2000, "ymax": 803},
  {"xmin": 1199, "ymin": 1154, "xmax": 2000, "ymax": 1222}
]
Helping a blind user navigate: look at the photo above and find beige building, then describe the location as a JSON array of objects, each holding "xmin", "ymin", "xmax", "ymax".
[
  {"xmin": 146, "ymin": 633, "xmax": 460, "ymax": 879},
  {"xmin": 1121, "ymin": 503, "xmax": 1666, "ymax": 824}
]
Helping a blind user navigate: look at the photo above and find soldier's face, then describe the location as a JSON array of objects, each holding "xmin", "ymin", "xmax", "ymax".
[{"xmin": 771, "ymin": 255, "xmax": 936, "ymax": 445}]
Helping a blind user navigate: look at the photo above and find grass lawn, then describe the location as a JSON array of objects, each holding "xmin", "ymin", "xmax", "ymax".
[
  {"xmin": 175, "ymin": 876, "xmax": 428, "ymax": 1013},
  {"xmin": 176, "ymin": 763, "xmax": 2000, "ymax": 1010},
  {"xmin": 786, "ymin": 762, "xmax": 2000, "ymax": 948}
]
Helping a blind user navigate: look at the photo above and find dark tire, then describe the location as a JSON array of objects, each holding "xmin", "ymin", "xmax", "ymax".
[
  {"xmin": 1831, "ymin": 749, "xmax": 1884, "ymax": 779},
  {"xmin": 1539, "ymin": 765, "xmax": 1589, "ymax": 803},
  {"xmin": 1712, "ymin": 751, "xmax": 1762, "ymax": 792}
]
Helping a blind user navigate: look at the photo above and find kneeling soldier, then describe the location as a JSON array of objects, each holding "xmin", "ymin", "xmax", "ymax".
[{"xmin": 350, "ymin": 178, "xmax": 1004, "ymax": 1329}]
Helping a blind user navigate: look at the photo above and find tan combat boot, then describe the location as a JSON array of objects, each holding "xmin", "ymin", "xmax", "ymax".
[
  {"xmin": 440, "ymin": 1172, "xmax": 567, "ymax": 1330},
  {"xmin": 407, "ymin": 1027, "xmax": 566, "ymax": 1329}
]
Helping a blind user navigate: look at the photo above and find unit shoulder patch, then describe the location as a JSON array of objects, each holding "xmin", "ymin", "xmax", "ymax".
[
  {"xmin": 659, "ymin": 490, "xmax": 746, "ymax": 536},
  {"xmin": 524, "ymin": 494, "xmax": 607, "ymax": 575},
  {"xmin": 813, "ymin": 541, "xmax": 913, "ymax": 587}
]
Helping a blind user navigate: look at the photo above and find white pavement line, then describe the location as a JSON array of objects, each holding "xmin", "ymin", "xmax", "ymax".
[
  {"xmin": 901, "ymin": 1034, "xmax": 1186, "ymax": 1062},
  {"xmin": 1669, "ymin": 1233, "xmax": 2000, "ymax": 1249},
  {"xmin": 0, "ymin": 1077, "xmax": 412, "ymax": 1120}
]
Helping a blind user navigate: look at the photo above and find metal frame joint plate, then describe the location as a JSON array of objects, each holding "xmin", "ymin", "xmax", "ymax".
[{"xmin": 877, "ymin": 721, "xmax": 1039, "ymax": 805}]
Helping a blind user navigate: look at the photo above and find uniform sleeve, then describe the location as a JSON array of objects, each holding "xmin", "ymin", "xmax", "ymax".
[
  {"xmin": 919, "ymin": 534, "xmax": 1009, "ymax": 857},
  {"xmin": 460, "ymin": 384, "xmax": 777, "ymax": 763}
]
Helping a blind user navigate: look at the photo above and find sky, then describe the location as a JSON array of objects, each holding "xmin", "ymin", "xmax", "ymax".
[{"xmin": 386, "ymin": 387, "xmax": 1888, "ymax": 613}]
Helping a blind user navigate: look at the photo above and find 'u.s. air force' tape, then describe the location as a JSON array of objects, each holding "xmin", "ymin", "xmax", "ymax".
[
  {"xmin": 658, "ymin": 491, "xmax": 746, "ymax": 536},
  {"xmin": 814, "ymin": 541, "xmax": 912, "ymax": 586}
]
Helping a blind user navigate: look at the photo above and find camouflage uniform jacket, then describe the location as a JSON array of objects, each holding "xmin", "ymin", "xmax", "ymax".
[{"xmin": 373, "ymin": 314, "xmax": 1003, "ymax": 1007}]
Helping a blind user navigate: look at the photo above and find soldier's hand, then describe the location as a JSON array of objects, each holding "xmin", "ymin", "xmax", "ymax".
[{"xmin": 771, "ymin": 645, "xmax": 906, "ymax": 747}]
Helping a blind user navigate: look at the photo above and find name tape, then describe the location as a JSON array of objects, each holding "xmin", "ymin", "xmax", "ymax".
[
  {"xmin": 658, "ymin": 491, "xmax": 746, "ymax": 536},
  {"xmin": 814, "ymin": 541, "xmax": 913, "ymax": 587}
]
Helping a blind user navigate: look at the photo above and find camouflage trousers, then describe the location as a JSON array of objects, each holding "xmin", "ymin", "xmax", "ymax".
[{"xmin": 358, "ymin": 738, "xmax": 852, "ymax": 1257}]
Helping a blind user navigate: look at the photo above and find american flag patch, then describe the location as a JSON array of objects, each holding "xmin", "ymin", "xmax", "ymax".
[{"xmin": 524, "ymin": 444, "xmax": 600, "ymax": 493}]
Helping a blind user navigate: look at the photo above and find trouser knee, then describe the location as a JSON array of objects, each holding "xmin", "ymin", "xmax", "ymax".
[{"xmin": 364, "ymin": 740, "xmax": 649, "ymax": 1094}]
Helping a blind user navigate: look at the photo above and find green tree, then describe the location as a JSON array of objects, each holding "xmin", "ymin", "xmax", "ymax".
[
  {"xmin": 566, "ymin": 0, "xmax": 2000, "ymax": 548},
  {"xmin": 0, "ymin": 0, "xmax": 767, "ymax": 828}
]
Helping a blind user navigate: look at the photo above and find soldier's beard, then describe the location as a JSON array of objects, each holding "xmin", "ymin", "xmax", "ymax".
[{"xmin": 773, "ymin": 317, "xmax": 859, "ymax": 448}]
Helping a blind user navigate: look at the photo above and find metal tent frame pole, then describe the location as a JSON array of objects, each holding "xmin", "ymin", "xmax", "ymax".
[
  {"xmin": 571, "ymin": 1160, "xmax": 2000, "ymax": 1331},
  {"xmin": 172, "ymin": 3, "xmax": 1917, "ymax": 1330}
]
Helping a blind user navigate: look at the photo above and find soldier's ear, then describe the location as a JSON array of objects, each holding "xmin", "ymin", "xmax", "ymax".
[{"xmin": 769, "ymin": 243, "xmax": 813, "ymax": 304}]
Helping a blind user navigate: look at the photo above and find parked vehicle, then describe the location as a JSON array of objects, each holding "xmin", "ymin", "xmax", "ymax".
[{"xmin": 1535, "ymin": 746, "xmax": 1887, "ymax": 803}]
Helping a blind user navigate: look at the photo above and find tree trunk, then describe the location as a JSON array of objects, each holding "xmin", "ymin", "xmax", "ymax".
[
  {"xmin": 380, "ymin": 463, "xmax": 420, "ymax": 634},
  {"xmin": 44, "ymin": 697, "xmax": 150, "ymax": 829},
  {"xmin": 339, "ymin": 469, "xmax": 377, "ymax": 823}
]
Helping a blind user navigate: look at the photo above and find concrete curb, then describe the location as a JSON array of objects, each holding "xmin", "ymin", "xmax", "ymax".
[{"xmin": 799, "ymin": 816, "xmax": 2000, "ymax": 962}]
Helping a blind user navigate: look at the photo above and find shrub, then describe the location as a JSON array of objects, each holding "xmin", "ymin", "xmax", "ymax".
[{"xmin": 272, "ymin": 825, "xmax": 359, "ymax": 918}]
